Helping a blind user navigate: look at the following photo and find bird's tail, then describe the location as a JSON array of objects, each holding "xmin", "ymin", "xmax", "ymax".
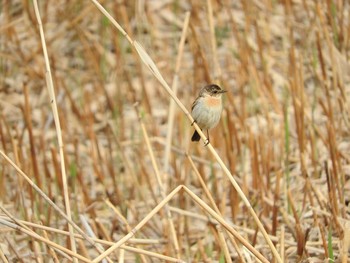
[{"xmin": 191, "ymin": 130, "xmax": 201, "ymax": 141}]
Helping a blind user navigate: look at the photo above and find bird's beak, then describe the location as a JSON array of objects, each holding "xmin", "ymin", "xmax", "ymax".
[{"xmin": 220, "ymin": 90, "xmax": 227, "ymax": 94}]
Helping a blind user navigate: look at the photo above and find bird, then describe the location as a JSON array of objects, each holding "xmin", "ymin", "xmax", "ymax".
[{"xmin": 191, "ymin": 84, "xmax": 226, "ymax": 144}]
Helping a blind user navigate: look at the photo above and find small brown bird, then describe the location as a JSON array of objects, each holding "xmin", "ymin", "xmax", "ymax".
[{"xmin": 191, "ymin": 84, "xmax": 226, "ymax": 144}]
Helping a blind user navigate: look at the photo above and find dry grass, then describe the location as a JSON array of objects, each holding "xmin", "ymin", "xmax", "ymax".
[{"xmin": 1, "ymin": 0, "xmax": 350, "ymax": 262}]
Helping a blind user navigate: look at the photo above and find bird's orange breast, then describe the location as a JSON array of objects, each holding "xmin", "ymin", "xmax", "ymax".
[{"xmin": 204, "ymin": 96, "xmax": 222, "ymax": 107}]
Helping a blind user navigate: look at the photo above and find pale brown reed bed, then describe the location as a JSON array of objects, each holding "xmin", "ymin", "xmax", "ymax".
[{"xmin": 1, "ymin": 0, "xmax": 350, "ymax": 262}]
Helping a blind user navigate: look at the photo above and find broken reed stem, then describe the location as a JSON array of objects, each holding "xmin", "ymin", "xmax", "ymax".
[
  {"xmin": 32, "ymin": 1, "xmax": 77, "ymax": 260},
  {"xmin": 104, "ymin": 199, "xmax": 148, "ymax": 263},
  {"xmin": 0, "ymin": 214, "xmax": 182, "ymax": 262},
  {"xmin": 91, "ymin": 185, "xmax": 186, "ymax": 263},
  {"xmin": 1, "ymin": 205, "xmax": 65, "ymax": 262},
  {"xmin": 0, "ymin": 216, "xmax": 159, "ymax": 245},
  {"xmin": 90, "ymin": 1, "xmax": 281, "ymax": 261},
  {"xmin": 0, "ymin": 217, "xmax": 90, "ymax": 262},
  {"xmin": 0, "ymin": 150, "xmax": 111, "ymax": 259}
]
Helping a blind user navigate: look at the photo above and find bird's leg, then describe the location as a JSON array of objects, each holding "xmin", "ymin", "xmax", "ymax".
[
  {"xmin": 191, "ymin": 120, "xmax": 197, "ymax": 126},
  {"xmin": 204, "ymin": 130, "xmax": 210, "ymax": 146}
]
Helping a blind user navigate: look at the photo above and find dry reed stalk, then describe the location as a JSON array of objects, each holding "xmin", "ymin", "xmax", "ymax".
[
  {"xmin": 0, "ymin": 216, "xmax": 88, "ymax": 262},
  {"xmin": 325, "ymin": 162, "xmax": 343, "ymax": 238},
  {"xmin": 41, "ymin": 224, "xmax": 60, "ymax": 262},
  {"xmin": 319, "ymin": 223, "xmax": 329, "ymax": 259},
  {"xmin": 4, "ymin": 236, "xmax": 21, "ymax": 261},
  {"xmin": 77, "ymin": 239, "xmax": 90, "ymax": 261},
  {"xmin": 79, "ymin": 215, "xmax": 113, "ymax": 262},
  {"xmin": 118, "ymin": 248, "xmax": 125, "ymax": 263},
  {"xmin": 32, "ymin": 1, "xmax": 78, "ymax": 261},
  {"xmin": 206, "ymin": 0, "xmax": 222, "ymax": 82},
  {"xmin": 341, "ymin": 224, "xmax": 350, "ymax": 263},
  {"xmin": 280, "ymin": 224, "xmax": 285, "ymax": 262},
  {"xmin": 95, "ymin": 219, "xmax": 112, "ymax": 243},
  {"xmin": 196, "ymin": 238, "xmax": 209, "ymax": 261},
  {"xmin": 60, "ymin": 79, "xmax": 82, "ymax": 120},
  {"xmin": 189, "ymin": 21, "xmax": 212, "ymax": 83},
  {"xmin": 304, "ymin": 178, "xmax": 326, "ymax": 257},
  {"xmin": 0, "ymin": 215, "xmax": 160, "ymax": 245},
  {"xmin": 272, "ymin": 171, "xmax": 282, "ymax": 243},
  {"xmin": 0, "ymin": 215, "xmax": 181, "ymax": 262},
  {"xmin": 0, "ymin": 119, "xmax": 7, "ymax": 153},
  {"xmin": 187, "ymin": 154, "xmax": 245, "ymax": 262},
  {"xmin": 317, "ymin": 4, "xmax": 347, "ymax": 217},
  {"xmin": 117, "ymin": 2, "xmax": 152, "ymax": 116},
  {"xmin": 216, "ymin": 225, "xmax": 233, "ymax": 263},
  {"xmin": 139, "ymin": 156, "xmax": 159, "ymax": 204},
  {"xmin": 91, "ymin": 185, "xmax": 185, "ymax": 262},
  {"xmin": 134, "ymin": 102, "xmax": 180, "ymax": 258},
  {"xmin": 287, "ymin": 190, "xmax": 307, "ymax": 258},
  {"xmin": 107, "ymin": 123, "xmax": 152, "ymax": 212},
  {"xmin": 0, "ymin": 150, "xmax": 111, "ymax": 258},
  {"xmin": 103, "ymin": 199, "xmax": 148, "ymax": 263},
  {"xmin": 33, "ymin": 241, "xmax": 43, "ymax": 263},
  {"xmin": 0, "ymin": 248, "xmax": 9, "ymax": 263},
  {"xmin": 289, "ymin": 46, "xmax": 306, "ymax": 175},
  {"xmin": 23, "ymin": 84, "xmax": 42, "ymax": 192},
  {"xmin": 182, "ymin": 185, "xmax": 269, "ymax": 263},
  {"xmin": 81, "ymin": 92, "xmax": 105, "ymax": 187},
  {"xmin": 163, "ymin": 11, "xmax": 190, "ymax": 175}
]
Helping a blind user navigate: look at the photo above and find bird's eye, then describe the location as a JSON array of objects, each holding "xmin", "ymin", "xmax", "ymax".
[{"xmin": 213, "ymin": 90, "xmax": 218, "ymax": 94}]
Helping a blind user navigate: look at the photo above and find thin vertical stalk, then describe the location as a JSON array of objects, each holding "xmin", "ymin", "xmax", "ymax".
[
  {"xmin": 163, "ymin": 11, "xmax": 190, "ymax": 175},
  {"xmin": 206, "ymin": 0, "xmax": 222, "ymax": 82},
  {"xmin": 32, "ymin": 1, "xmax": 77, "ymax": 260},
  {"xmin": 135, "ymin": 103, "xmax": 180, "ymax": 259}
]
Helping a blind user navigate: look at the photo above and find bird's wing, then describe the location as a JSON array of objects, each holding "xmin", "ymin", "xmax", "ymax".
[{"xmin": 191, "ymin": 96, "xmax": 203, "ymax": 112}]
